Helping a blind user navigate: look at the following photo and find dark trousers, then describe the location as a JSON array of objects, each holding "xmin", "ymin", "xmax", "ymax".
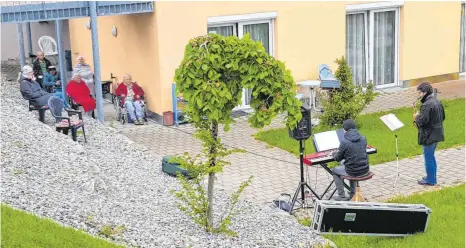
[{"xmin": 332, "ymin": 163, "xmax": 357, "ymax": 197}]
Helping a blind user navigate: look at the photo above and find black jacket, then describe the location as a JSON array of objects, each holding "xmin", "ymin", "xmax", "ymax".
[
  {"xmin": 32, "ymin": 58, "xmax": 52, "ymax": 78},
  {"xmin": 333, "ymin": 129, "xmax": 370, "ymax": 176},
  {"xmin": 415, "ymin": 93, "xmax": 445, "ymax": 146},
  {"xmin": 19, "ymin": 75, "xmax": 52, "ymax": 107}
]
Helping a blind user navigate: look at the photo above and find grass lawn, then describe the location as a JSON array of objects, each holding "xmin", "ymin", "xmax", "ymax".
[
  {"xmin": 255, "ymin": 98, "xmax": 465, "ymax": 165},
  {"xmin": 324, "ymin": 184, "xmax": 465, "ymax": 248},
  {"xmin": 1, "ymin": 204, "xmax": 123, "ymax": 248}
]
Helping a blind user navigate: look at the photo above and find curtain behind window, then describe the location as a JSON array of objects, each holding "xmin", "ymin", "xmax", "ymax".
[
  {"xmin": 373, "ymin": 11, "xmax": 396, "ymax": 86},
  {"xmin": 208, "ymin": 26, "xmax": 235, "ymax": 36},
  {"xmin": 242, "ymin": 23, "xmax": 270, "ymax": 105},
  {"xmin": 346, "ymin": 13, "xmax": 366, "ymax": 85}
]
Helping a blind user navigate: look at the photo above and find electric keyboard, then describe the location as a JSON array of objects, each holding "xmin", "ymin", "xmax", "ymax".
[{"xmin": 303, "ymin": 146, "xmax": 377, "ymax": 166}]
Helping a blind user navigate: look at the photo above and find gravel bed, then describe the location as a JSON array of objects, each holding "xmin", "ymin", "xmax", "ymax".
[{"xmin": 1, "ymin": 77, "xmax": 333, "ymax": 248}]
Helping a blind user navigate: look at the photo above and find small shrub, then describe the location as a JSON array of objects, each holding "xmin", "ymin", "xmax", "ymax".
[
  {"xmin": 99, "ymin": 224, "xmax": 125, "ymax": 239},
  {"xmin": 320, "ymin": 56, "xmax": 377, "ymax": 127}
]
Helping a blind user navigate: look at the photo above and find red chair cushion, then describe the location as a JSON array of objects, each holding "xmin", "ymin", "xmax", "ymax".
[{"xmin": 56, "ymin": 119, "xmax": 83, "ymax": 128}]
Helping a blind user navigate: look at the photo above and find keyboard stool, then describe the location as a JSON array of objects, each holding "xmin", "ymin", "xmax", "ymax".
[{"xmin": 341, "ymin": 172, "xmax": 374, "ymax": 202}]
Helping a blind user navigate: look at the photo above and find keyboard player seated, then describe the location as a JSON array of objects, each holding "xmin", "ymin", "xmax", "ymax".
[{"xmin": 331, "ymin": 119, "xmax": 370, "ymax": 201}]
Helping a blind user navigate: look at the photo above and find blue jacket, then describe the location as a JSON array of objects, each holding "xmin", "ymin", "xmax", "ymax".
[{"xmin": 44, "ymin": 72, "xmax": 61, "ymax": 87}]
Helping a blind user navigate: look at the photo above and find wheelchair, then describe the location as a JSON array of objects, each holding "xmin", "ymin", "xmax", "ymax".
[{"xmin": 113, "ymin": 94, "xmax": 148, "ymax": 124}]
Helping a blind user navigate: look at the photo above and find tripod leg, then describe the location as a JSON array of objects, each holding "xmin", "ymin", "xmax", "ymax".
[{"xmin": 289, "ymin": 182, "xmax": 302, "ymax": 214}]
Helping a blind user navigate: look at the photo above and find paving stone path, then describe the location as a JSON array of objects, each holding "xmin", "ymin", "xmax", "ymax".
[{"xmin": 111, "ymin": 80, "xmax": 465, "ymax": 205}]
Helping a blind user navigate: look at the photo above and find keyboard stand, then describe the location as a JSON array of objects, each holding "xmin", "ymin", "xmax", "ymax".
[
  {"xmin": 289, "ymin": 139, "xmax": 321, "ymax": 214},
  {"xmin": 317, "ymin": 163, "xmax": 353, "ymax": 200}
]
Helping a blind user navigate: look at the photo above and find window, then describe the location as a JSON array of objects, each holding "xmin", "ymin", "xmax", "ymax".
[
  {"xmin": 460, "ymin": 3, "xmax": 466, "ymax": 74},
  {"xmin": 346, "ymin": 8, "xmax": 399, "ymax": 88},
  {"xmin": 208, "ymin": 18, "xmax": 274, "ymax": 109}
]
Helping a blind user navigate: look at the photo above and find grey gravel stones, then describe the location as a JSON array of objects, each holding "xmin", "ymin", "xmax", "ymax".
[{"xmin": 1, "ymin": 77, "xmax": 332, "ymax": 248}]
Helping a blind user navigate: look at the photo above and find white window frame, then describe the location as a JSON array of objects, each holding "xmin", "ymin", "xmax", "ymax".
[
  {"xmin": 347, "ymin": 1, "xmax": 404, "ymax": 12},
  {"xmin": 207, "ymin": 16, "xmax": 275, "ymax": 110},
  {"xmin": 347, "ymin": 7, "xmax": 400, "ymax": 88},
  {"xmin": 460, "ymin": 2, "xmax": 466, "ymax": 76}
]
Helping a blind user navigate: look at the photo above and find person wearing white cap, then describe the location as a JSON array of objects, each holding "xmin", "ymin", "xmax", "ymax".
[{"xmin": 19, "ymin": 65, "xmax": 64, "ymax": 111}]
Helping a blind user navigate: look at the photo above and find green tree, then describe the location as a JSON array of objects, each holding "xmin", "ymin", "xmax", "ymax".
[
  {"xmin": 173, "ymin": 33, "xmax": 302, "ymax": 233},
  {"xmin": 320, "ymin": 56, "xmax": 377, "ymax": 127}
]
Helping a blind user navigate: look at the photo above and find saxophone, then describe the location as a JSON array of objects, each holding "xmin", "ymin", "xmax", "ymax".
[{"xmin": 412, "ymin": 97, "xmax": 421, "ymax": 128}]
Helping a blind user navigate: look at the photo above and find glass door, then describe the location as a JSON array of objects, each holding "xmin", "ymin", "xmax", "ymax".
[
  {"xmin": 238, "ymin": 20, "xmax": 273, "ymax": 109},
  {"xmin": 369, "ymin": 9, "xmax": 398, "ymax": 88}
]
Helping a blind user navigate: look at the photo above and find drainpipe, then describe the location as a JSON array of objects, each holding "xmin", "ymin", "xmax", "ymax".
[
  {"xmin": 26, "ymin": 22, "xmax": 33, "ymax": 56},
  {"xmin": 55, "ymin": 20, "xmax": 68, "ymax": 104},
  {"xmin": 17, "ymin": 23, "xmax": 25, "ymax": 68},
  {"xmin": 89, "ymin": 1, "xmax": 104, "ymax": 122}
]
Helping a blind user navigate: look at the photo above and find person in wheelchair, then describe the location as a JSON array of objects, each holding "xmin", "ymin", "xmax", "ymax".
[
  {"xmin": 66, "ymin": 73, "xmax": 96, "ymax": 117},
  {"xmin": 115, "ymin": 74, "xmax": 145, "ymax": 125}
]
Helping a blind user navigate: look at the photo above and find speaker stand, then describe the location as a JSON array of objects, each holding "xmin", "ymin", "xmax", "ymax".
[{"xmin": 289, "ymin": 139, "xmax": 321, "ymax": 214}]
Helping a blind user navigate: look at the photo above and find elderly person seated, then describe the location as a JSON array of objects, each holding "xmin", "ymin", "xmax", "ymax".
[
  {"xmin": 66, "ymin": 73, "xmax": 96, "ymax": 116},
  {"xmin": 73, "ymin": 55, "xmax": 95, "ymax": 96},
  {"xmin": 32, "ymin": 51, "xmax": 52, "ymax": 88},
  {"xmin": 115, "ymin": 74, "xmax": 145, "ymax": 125},
  {"xmin": 44, "ymin": 66, "xmax": 61, "ymax": 91},
  {"xmin": 19, "ymin": 65, "xmax": 64, "ymax": 112}
]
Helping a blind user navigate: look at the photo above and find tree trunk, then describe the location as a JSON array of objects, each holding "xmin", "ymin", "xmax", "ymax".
[{"xmin": 206, "ymin": 122, "xmax": 218, "ymax": 230}]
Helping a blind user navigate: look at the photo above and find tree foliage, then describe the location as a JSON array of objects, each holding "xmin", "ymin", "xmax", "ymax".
[
  {"xmin": 320, "ymin": 56, "xmax": 377, "ymax": 126},
  {"xmin": 174, "ymin": 34, "xmax": 302, "ymax": 131},
  {"xmin": 172, "ymin": 34, "xmax": 302, "ymax": 233}
]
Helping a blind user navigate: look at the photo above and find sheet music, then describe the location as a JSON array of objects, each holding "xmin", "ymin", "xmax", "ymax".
[
  {"xmin": 314, "ymin": 130, "xmax": 341, "ymax": 152},
  {"xmin": 380, "ymin": 113, "xmax": 404, "ymax": 131}
]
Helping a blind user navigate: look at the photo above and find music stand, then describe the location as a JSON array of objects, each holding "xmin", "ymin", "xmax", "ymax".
[{"xmin": 380, "ymin": 114, "xmax": 416, "ymax": 187}]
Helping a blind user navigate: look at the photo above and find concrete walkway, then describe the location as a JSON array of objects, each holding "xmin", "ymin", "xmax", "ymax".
[{"xmin": 111, "ymin": 80, "xmax": 465, "ymax": 205}]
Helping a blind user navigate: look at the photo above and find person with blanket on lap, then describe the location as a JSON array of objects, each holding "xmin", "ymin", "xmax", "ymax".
[
  {"xmin": 115, "ymin": 74, "xmax": 145, "ymax": 125},
  {"xmin": 331, "ymin": 119, "xmax": 370, "ymax": 201},
  {"xmin": 66, "ymin": 73, "xmax": 96, "ymax": 117}
]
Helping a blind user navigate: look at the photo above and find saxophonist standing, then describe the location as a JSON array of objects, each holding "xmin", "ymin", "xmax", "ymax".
[{"xmin": 414, "ymin": 82, "xmax": 445, "ymax": 186}]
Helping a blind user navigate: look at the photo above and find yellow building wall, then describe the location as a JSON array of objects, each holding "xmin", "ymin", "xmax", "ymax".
[
  {"xmin": 400, "ymin": 2, "xmax": 462, "ymax": 81},
  {"xmin": 68, "ymin": 2, "xmax": 463, "ymax": 115},
  {"xmin": 68, "ymin": 13, "xmax": 161, "ymax": 114},
  {"xmin": 152, "ymin": 1, "xmax": 346, "ymax": 113}
]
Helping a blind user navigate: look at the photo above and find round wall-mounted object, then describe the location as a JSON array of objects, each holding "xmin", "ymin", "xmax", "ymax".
[
  {"xmin": 85, "ymin": 20, "xmax": 91, "ymax": 30},
  {"xmin": 112, "ymin": 26, "xmax": 118, "ymax": 37}
]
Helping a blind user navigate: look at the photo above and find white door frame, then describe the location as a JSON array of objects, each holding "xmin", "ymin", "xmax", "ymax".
[{"xmin": 369, "ymin": 8, "xmax": 400, "ymax": 89}]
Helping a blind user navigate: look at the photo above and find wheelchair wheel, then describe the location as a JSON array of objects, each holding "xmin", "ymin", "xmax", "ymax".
[
  {"xmin": 115, "ymin": 107, "xmax": 121, "ymax": 121},
  {"xmin": 121, "ymin": 112, "xmax": 127, "ymax": 124}
]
